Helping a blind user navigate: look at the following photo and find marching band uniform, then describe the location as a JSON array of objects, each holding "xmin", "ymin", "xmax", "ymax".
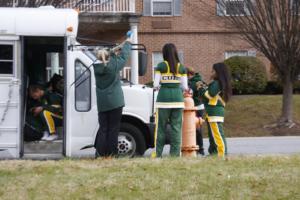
[
  {"xmin": 199, "ymin": 80, "xmax": 227, "ymax": 157},
  {"xmin": 153, "ymin": 61, "xmax": 188, "ymax": 157},
  {"xmin": 35, "ymin": 90, "xmax": 63, "ymax": 141}
]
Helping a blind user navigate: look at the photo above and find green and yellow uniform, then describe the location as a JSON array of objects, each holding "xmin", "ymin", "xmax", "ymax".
[
  {"xmin": 153, "ymin": 61, "xmax": 187, "ymax": 157},
  {"xmin": 199, "ymin": 80, "xmax": 227, "ymax": 157},
  {"xmin": 32, "ymin": 91, "xmax": 63, "ymax": 135}
]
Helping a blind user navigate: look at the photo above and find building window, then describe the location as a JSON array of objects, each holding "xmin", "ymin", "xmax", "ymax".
[
  {"xmin": 46, "ymin": 52, "xmax": 64, "ymax": 81},
  {"xmin": 224, "ymin": 50, "xmax": 256, "ymax": 59},
  {"xmin": 152, "ymin": 0, "xmax": 173, "ymax": 16},
  {"xmin": 143, "ymin": 0, "xmax": 182, "ymax": 16},
  {"xmin": 0, "ymin": 44, "xmax": 14, "ymax": 75},
  {"xmin": 292, "ymin": 0, "xmax": 300, "ymax": 15},
  {"xmin": 152, "ymin": 52, "xmax": 164, "ymax": 69},
  {"xmin": 225, "ymin": 0, "xmax": 246, "ymax": 15},
  {"xmin": 75, "ymin": 60, "xmax": 91, "ymax": 112},
  {"xmin": 217, "ymin": 0, "xmax": 250, "ymax": 16},
  {"xmin": 152, "ymin": 51, "xmax": 184, "ymax": 78}
]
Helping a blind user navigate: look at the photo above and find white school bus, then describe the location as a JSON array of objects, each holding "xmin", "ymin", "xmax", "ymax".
[{"xmin": 0, "ymin": 7, "xmax": 155, "ymax": 159}]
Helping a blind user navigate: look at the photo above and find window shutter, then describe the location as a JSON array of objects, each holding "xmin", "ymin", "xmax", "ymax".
[
  {"xmin": 216, "ymin": 0, "xmax": 225, "ymax": 16},
  {"xmin": 173, "ymin": 0, "xmax": 182, "ymax": 16},
  {"xmin": 143, "ymin": 0, "xmax": 151, "ymax": 16},
  {"xmin": 245, "ymin": 0, "xmax": 255, "ymax": 16},
  {"xmin": 291, "ymin": 0, "xmax": 299, "ymax": 14},
  {"xmin": 290, "ymin": 0, "xmax": 294, "ymax": 9},
  {"xmin": 178, "ymin": 51, "xmax": 184, "ymax": 63}
]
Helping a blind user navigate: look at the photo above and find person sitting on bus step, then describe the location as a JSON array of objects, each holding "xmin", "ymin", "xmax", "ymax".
[
  {"xmin": 46, "ymin": 73, "xmax": 64, "ymax": 96},
  {"xmin": 29, "ymin": 85, "xmax": 63, "ymax": 141}
]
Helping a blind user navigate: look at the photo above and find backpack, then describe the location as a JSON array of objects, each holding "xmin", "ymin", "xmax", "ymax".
[{"xmin": 24, "ymin": 123, "xmax": 43, "ymax": 142}]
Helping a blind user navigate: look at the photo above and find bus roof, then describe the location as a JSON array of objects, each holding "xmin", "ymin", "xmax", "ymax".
[{"xmin": 0, "ymin": 7, "xmax": 78, "ymax": 37}]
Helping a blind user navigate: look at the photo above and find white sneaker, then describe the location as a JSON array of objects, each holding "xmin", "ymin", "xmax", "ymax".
[
  {"xmin": 45, "ymin": 134, "xmax": 58, "ymax": 141},
  {"xmin": 41, "ymin": 131, "xmax": 49, "ymax": 140}
]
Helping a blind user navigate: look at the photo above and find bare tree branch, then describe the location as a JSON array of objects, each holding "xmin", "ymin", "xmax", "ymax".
[{"xmin": 198, "ymin": 0, "xmax": 300, "ymax": 123}]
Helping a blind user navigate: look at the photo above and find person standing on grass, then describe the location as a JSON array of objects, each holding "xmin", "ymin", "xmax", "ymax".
[
  {"xmin": 152, "ymin": 43, "xmax": 189, "ymax": 158},
  {"xmin": 93, "ymin": 31, "xmax": 132, "ymax": 158},
  {"xmin": 187, "ymin": 67, "xmax": 205, "ymax": 156},
  {"xmin": 198, "ymin": 63, "xmax": 232, "ymax": 157}
]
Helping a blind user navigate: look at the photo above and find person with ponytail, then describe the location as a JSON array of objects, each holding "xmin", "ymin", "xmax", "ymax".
[
  {"xmin": 198, "ymin": 63, "xmax": 232, "ymax": 158},
  {"xmin": 93, "ymin": 31, "xmax": 132, "ymax": 158},
  {"xmin": 152, "ymin": 43, "xmax": 188, "ymax": 157}
]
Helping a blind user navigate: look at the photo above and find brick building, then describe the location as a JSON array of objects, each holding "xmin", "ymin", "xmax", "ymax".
[
  {"xmin": 4, "ymin": 0, "xmax": 271, "ymax": 83},
  {"xmin": 77, "ymin": 0, "xmax": 271, "ymax": 84},
  {"xmin": 136, "ymin": 0, "xmax": 271, "ymax": 83}
]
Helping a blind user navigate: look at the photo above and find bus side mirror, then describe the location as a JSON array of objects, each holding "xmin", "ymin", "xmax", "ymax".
[{"xmin": 138, "ymin": 51, "xmax": 148, "ymax": 76}]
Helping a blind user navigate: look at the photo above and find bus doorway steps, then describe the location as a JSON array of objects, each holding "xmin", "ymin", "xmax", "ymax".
[
  {"xmin": 22, "ymin": 153, "xmax": 64, "ymax": 160},
  {"xmin": 24, "ymin": 140, "xmax": 63, "ymax": 154}
]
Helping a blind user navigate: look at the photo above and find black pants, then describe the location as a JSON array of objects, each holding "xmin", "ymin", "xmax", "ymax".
[
  {"xmin": 94, "ymin": 107, "xmax": 123, "ymax": 157},
  {"xmin": 196, "ymin": 110, "xmax": 204, "ymax": 154}
]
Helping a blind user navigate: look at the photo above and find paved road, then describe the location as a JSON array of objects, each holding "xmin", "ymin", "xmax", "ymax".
[{"xmin": 144, "ymin": 136, "xmax": 300, "ymax": 156}]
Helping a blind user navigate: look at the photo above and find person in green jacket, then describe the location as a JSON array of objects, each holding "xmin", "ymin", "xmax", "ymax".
[
  {"xmin": 152, "ymin": 43, "xmax": 188, "ymax": 157},
  {"xmin": 198, "ymin": 63, "xmax": 232, "ymax": 157},
  {"xmin": 28, "ymin": 85, "xmax": 63, "ymax": 141},
  {"xmin": 187, "ymin": 67, "xmax": 205, "ymax": 156},
  {"xmin": 93, "ymin": 31, "xmax": 132, "ymax": 158}
]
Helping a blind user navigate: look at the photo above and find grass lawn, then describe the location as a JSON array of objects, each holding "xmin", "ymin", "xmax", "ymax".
[
  {"xmin": 212, "ymin": 95, "xmax": 300, "ymax": 137},
  {"xmin": 0, "ymin": 155, "xmax": 300, "ymax": 200}
]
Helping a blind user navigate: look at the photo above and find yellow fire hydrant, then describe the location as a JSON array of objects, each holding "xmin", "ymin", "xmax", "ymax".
[{"xmin": 181, "ymin": 93, "xmax": 204, "ymax": 157}]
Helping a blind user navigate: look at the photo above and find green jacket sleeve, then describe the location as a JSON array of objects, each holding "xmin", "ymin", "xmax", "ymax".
[
  {"xmin": 199, "ymin": 80, "xmax": 221, "ymax": 100},
  {"xmin": 179, "ymin": 65, "xmax": 187, "ymax": 75},
  {"xmin": 42, "ymin": 92, "xmax": 63, "ymax": 115},
  {"xmin": 191, "ymin": 82, "xmax": 201, "ymax": 102},
  {"xmin": 155, "ymin": 62, "xmax": 164, "ymax": 73},
  {"xmin": 190, "ymin": 80, "xmax": 197, "ymax": 93},
  {"xmin": 113, "ymin": 41, "xmax": 132, "ymax": 71}
]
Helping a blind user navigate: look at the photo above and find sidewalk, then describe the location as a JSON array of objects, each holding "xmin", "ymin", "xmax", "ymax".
[{"xmin": 144, "ymin": 136, "xmax": 300, "ymax": 156}]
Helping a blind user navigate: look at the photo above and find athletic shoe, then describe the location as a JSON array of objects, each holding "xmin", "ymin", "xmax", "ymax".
[
  {"xmin": 45, "ymin": 134, "xmax": 58, "ymax": 141},
  {"xmin": 199, "ymin": 148, "xmax": 205, "ymax": 156},
  {"xmin": 41, "ymin": 131, "xmax": 49, "ymax": 141}
]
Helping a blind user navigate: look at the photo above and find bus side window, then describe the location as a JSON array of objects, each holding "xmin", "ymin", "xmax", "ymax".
[
  {"xmin": 0, "ymin": 44, "xmax": 14, "ymax": 75},
  {"xmin": 75, "ymin": 60, "xmax": 91, "ymax": 112}
]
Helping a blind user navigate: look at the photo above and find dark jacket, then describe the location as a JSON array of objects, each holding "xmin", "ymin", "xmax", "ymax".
[
  {"xmin": 188, "ymin": 73, "xmax": 203, "ymax": 106},
  {"xmin": 29, "ymin": 90, "xmax": 63, "ymax": 115},
  {"xmin": 199, "ymin": 80, "xmax": 225, "ymax": 122},
  {"xmin": 93, "ymin": 42, "xmax": 131, "ymax": 112}
]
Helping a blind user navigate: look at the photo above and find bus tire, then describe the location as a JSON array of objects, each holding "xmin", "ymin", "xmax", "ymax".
[{"xmin": 119, "ymin": 122, "xmax": 146, "ymax": 157}]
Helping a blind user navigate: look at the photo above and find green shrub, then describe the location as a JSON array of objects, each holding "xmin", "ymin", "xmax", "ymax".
[
  {"xmin": 224, "ymin": 56, "xmax": 268, "ymax": 94},
  {"xmin": 264, "ymin": 80, "xmax": 300, "ymax": 94},
  {"xmin": 294, "ymin": 80, "xmax": 300, "ymax": 94},
  {"xmin": 264, "ymin": 81, "xmax": 283, "ymax": 94}
]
